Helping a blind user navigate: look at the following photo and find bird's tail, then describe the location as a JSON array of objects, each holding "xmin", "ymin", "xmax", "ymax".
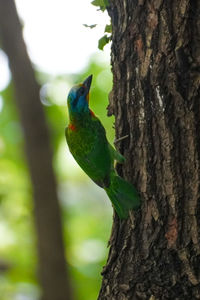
[{"xmin": 105, "ymin": 173, "xmax": 140, "ymax": 219}]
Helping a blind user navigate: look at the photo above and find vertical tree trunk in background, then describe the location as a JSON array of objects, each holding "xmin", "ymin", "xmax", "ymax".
[
  {"xmin": 0, "ymin": 1, "xmax": 72, "ymax": 300},
  {"xmin": 99, "ymin": 0, "xmax": 200, "ymax": 299}
]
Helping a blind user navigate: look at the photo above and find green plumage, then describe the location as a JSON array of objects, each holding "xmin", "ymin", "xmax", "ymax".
[
  {"xmin": 66, "ymin": 75, "xmax": 140, "ymax": 219},
  {"xmin": 66, "ymin": 114, "xmax": 111, "ymax": 187}
]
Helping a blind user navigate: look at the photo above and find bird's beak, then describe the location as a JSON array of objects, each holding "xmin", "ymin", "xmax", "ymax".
[{"xmin": 83, "ymin": 75, "xmax": 93, "ymax": 94}]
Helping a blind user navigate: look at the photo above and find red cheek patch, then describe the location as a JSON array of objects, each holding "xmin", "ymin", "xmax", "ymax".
[
  {"xmin": 69, "ymin": 123, "xmax": 76, "ymax": 131},
  {"xmin": 90, "ymin": 110, "xmax": 96, "ymax": 117}
]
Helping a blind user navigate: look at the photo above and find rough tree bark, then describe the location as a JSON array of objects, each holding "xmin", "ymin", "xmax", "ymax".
[
  {"xmin": 0, "ymin": 1, "xmax": 72, "ymax": 300},
  {"xmin": 99, "ymin": 0, "xmax": 200, "ymax": 299}
]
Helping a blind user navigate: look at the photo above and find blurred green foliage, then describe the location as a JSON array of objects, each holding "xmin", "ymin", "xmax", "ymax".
[{"xmin": 0, "ymin": 54, "xmax": 114, "ymax": 300}]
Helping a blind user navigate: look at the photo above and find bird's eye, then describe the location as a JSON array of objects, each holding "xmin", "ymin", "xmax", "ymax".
[{"xmin": 79, "ymin": 87, "xmax": 85, "ymax": 96}]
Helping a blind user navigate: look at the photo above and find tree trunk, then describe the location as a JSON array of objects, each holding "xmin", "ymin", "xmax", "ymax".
[
  {"xmin": 0, "ymin": 1, "xmax": 72, "ymax": 300},
  {"xmin": 99, "ymin": 0, "xmax": 200, "ymax": 299}
]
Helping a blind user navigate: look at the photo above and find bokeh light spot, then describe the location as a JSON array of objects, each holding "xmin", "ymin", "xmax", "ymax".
[{"xmin": 0, "ymin": 50, "xmax": 11, "ymax": 91}]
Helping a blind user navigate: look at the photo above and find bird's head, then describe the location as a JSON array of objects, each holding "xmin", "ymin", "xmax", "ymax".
[{"xmin": 67, "ymin": 75, "xmax": 92, "ymax": 115}]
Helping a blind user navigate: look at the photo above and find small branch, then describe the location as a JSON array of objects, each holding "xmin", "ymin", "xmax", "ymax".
[{"xmin": 114, "ymin": 134, "xmax": 129, "ymax": 143}]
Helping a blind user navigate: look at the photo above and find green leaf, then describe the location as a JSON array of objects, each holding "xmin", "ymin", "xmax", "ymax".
[
  {"xmin": 91, "ymin": 0, "xmax": 105, "ymax": 7},
  {"xmin": 83, "ymin": 24, "xmax": 97, "ymax": 29},
  {"xmin": 105, "ymin": 24, "xmax": 111, "ymax": 33},
  {"xmin": 98, "ymin": 35, "xmax": 110, "ymax": 50},
  {"xmin": 91, "ymin": 0, "xmax": 109, "ymax": 11}
]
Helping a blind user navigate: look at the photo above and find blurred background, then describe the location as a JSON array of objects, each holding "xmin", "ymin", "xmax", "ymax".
[{"xmin": 0, "ymin": 0, "xmax": 114, "ymax": 299}]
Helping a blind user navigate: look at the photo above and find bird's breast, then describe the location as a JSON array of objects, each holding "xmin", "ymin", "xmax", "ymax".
[{"xmin": 66, "ymin": 125, "xmax": 95, "ymax": 158}]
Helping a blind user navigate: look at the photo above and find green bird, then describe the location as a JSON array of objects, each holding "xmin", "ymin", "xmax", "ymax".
[{"xmin": 65, "ymin": 75, "xmax": 140, "ymax": 219}]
